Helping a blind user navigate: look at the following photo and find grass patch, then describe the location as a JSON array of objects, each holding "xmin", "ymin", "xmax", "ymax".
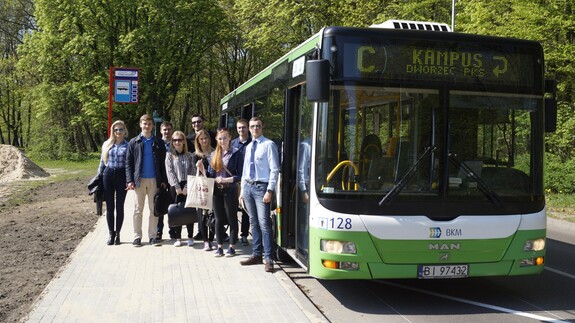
[
  {"xmin": 546, "ymin": 193, "xmax": 575, "ymax": 223},
  {"xmin": 36, "ymin": 157, "xmax": 100, "ymax": 181},
  {"xmin": 1, "ymin": 156, "xmax": 100, "ymax": 208}
]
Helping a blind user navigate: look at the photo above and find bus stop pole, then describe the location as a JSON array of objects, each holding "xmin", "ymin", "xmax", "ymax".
[{"xmin": 108, "ymin": 66, "xmax": 114, "ymax": 137}]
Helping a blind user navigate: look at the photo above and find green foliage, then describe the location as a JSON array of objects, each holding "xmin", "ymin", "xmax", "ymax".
[
  {"xmin": 545, "ymin": 153, "xmax": 575, "ymax": 194},
  {"xmin": 26, "ymin": 123, "xmax": 72, "ymax": 161},
  {"xmin": 14, "ymin": 0, "xmax": 226, "ymax": 158},
  {"xmin": 376, "ymin": 0, "xmax": 453, "ymax": 25},
  {"xmin": 545, "ymin": 101, "xmax": 575, "ymax": 161}
]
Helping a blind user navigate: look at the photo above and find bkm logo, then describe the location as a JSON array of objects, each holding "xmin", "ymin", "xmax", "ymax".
[{"xmin": 429, "ymin": 227, "xmax": 442, "ymax": 238}]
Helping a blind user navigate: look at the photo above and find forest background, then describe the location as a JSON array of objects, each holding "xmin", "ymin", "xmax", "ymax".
[{"xmin": 1, "ymin": 0, "xmax": 575, "ymax": 196}]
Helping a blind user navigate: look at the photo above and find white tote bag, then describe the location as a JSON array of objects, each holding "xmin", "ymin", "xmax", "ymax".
[{"xmin": 185, "ymin": 170, "xmax": 214, "ymax": 210}]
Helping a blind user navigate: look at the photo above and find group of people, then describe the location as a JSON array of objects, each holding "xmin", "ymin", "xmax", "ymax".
[{"xmin": 96, "ymin": 114, "xmax": 279, "ymax": 272}]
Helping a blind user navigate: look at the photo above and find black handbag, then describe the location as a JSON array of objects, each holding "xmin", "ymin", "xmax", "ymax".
[
  {"xmin": 154, "ymin": 187, "xmax": 171, "ymax": 217},
  {"xmin": 87, "ymin": 173, "xmax": 103, "ymax": 216},
  {"xmin": 167, "ymin": 202, "xmax": 197, "ymax": 227}
]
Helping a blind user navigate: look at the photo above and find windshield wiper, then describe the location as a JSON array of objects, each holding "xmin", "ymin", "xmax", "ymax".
[
  {"xmin": 379, "ymin": 146, "xmax": 436, "ymax": 206},
  {"xmin": 448, "ymin": 155, "xmax": 504, "ymax": 207}
]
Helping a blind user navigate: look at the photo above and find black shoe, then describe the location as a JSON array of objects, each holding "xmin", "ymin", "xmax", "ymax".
[
  {"xmin": 107, "ymin": 231, "xmax": 116, "ymax": 245},
  {"xmin": 264, "ymin": 259, "xmax": 274, "ymax": 273},
  {"xmin": 240, "ymin": 255, "xmax": 263, "ymax": 266},
  {"xmin": 156, "ymin": 232, "xmax": 162, "ymax": 241},
  {"xmin": 132, "ymin": 238, "xmax": 142, "ymax": 247},
  {"xmin": 114, "ymin": 233, "xmax": 120, "ymax": 245},
  {"xmin": 150, "ymin": 238, "xmax": 161, "ymax": 246}
]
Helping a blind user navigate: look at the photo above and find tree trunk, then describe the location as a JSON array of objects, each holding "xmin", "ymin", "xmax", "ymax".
[{"xmin": 83, "ymin": 121, "xmax": 99, "ymax": 152}]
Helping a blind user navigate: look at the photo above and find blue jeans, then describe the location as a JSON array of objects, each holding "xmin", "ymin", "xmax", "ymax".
[{"xmin": 242, "ymin": 182, "xmax": 273, "ymax": 261}]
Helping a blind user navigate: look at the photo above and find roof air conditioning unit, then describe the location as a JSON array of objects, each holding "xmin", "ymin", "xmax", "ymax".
[{"xmin": 371, "ymin": 20, "xmax": 452, "ymax": 32}]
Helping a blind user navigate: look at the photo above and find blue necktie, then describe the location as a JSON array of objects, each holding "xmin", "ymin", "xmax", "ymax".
[{"xmin": 249, "ymin": 140, "xmax": 258, "ymax": 179}]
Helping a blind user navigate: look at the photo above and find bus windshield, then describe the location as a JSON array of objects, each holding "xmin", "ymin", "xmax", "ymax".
[{"xmin": 315, "ymin": 85, "xmax": 541, "ymax": 202}]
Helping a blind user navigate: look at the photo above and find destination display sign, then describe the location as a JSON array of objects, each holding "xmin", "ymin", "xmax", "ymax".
[
  {"xmin": 340, "ymin": 39, "xmax": 540, "ymax": 88},
  {"xmin": 114, "ymin": 67, "xmax": 139, "ymax": 104}
]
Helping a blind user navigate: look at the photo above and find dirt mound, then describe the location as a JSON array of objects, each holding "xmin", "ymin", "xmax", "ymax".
[{"xmin": 0, "ymin": 145, "xmax": 49, "ymax": 182}]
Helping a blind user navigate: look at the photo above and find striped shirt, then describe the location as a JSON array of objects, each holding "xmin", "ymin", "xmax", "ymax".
[{"xmin": 165, "ymin": 151, "xmax": 194, "ymax": 190}]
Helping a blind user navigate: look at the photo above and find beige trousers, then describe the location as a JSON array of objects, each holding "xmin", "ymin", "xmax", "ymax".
[{"xmin": 133, "ymin": 178, "xmax": 159, "ymax": 240}]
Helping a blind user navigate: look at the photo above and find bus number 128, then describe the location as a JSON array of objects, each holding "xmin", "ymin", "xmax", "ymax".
[{"xmin": 330, "ymin": 217, "xmax": 352, "ymax": 230}]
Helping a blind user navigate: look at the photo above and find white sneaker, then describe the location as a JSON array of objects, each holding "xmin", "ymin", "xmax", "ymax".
[
  {"xmin": 187, "ymin": 239, "xmax": 194, "ymax": 246},
  {"xmin": 174, "ymin": 239, "xmax": 182, "ymax": 247},
  {"xmin": 203, "ymin": 241, "xmax": 212, "ymax": 251}
]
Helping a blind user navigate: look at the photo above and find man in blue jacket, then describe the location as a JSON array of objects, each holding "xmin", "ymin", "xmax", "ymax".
[{"xmin": 126, "ymin": 114, "xmax": 168, "ymax": 247}]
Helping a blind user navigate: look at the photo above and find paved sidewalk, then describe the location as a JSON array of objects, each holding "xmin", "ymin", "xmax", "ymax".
[{"xmin": 25, "ymin": 190, "xmax": 326, "ymax": 322}]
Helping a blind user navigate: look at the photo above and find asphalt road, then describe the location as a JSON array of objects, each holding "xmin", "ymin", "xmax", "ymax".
[{"xmin": 283, "ymin": 217, "xmax": 575, "ymax": 322}]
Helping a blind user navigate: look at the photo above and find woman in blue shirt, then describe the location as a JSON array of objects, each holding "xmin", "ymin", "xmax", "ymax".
[{"xmin": 97, "ymin": 120, "xmax": 129, "ymax": 245}]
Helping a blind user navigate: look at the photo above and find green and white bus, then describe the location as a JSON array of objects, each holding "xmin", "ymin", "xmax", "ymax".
[{"xmin": 219, "ymin": 20, "xmax": 557, "ymax": 279}]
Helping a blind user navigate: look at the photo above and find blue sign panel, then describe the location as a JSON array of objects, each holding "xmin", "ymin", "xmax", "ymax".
[{"xmin": 114, "ymin": 68, "xmax": 139, "ymax": 103}]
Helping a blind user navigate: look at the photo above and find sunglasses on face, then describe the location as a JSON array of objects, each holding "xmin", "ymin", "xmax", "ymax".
[
  {"xmin": 113, "ymin": 128, "xmax": 125, "ymax": 133},
  {"xmin": 172, "ymin": 138, "xmax": 184, "ymax": 143},
  {"xmin": 191, "ymin": 120, "xmax": 202, "ymax": 125}
]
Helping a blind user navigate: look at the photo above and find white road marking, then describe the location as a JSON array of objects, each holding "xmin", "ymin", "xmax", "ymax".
[
  {"xmin": 382, "ymin": 281, "xmax": 569, "ymax": 323},
  {"xmin": 545, "ymin": 266, "xmax": 575, "ymax": 280}
]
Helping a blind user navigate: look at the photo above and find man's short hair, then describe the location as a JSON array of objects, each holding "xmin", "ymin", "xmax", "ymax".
[
  {"xmin": 249, "ymin": 117, "xmax": 263, "ymax": 126},
  {"xmin": 237, "ymin": 119, "xmax": 248, "ymax": 126},
  {"xmin": 160, "ymin": 121, "xmax": 173, "ymax": 129},
  {"xmin": 140, "ymin": 114, "xmax": 153, "ymax": 122},
  {"xmin": 191, "ymin": 114, "xmax": 205, "ymax": 121}
]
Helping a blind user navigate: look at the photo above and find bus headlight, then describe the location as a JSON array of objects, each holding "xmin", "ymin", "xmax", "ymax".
[
  {"xmin": 320, "ymin": 240, "xmax": 357, "ymax": 254},
  {"xmin": 524, "ymin": 238, "xmax": 545, "ymax": 251}
]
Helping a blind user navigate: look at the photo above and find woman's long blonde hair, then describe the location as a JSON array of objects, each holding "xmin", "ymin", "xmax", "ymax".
[
  {"xmin": 194, "ymin": 129, "xmax": 213, "ymax": 158},
  {"xmin": 101, "ymin": 120, "xmax": 128, "ymax": 164},
  {"xmin": 210, "ymin": 128, "xmax": 231, "ymax": 173}
]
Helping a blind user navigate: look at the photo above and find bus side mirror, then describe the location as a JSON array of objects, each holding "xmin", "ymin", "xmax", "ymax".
[
  {"xmin": 306, "ymin": 59, "xmax": 330, "ymax": 102},
  {"xmin": 545, "ymin": 98, "xmax": 557, "ymax": 133}
]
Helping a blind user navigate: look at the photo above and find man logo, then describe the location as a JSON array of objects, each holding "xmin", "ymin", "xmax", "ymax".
[
  {"xmin": 429, "ymin": 243, "xmax": 461, "ymax": 250},
  {"xmin": 429, "ymin": 227, "xmax": 441, "ymax": 238}
]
